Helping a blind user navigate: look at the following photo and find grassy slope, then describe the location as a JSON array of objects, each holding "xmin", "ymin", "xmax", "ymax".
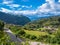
[{"xmin": 24, "ymin": 30, "xmax": 48, "ymax": 37}]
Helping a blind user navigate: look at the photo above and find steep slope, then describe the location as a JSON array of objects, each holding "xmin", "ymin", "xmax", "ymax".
[
  {"xmin": 23, "ymin": 16, "xmax": 60, "ymax": 30},
  {"xmin": 0, "ymin": 12, "xmax": 31, "ymax": 25}
]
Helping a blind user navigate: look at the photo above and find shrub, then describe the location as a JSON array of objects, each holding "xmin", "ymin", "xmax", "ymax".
[
  {"xmin": 30, "ymin": 35, "xmax": 37, "ymax": 40},
  {"xmin": 17, "ymin": 30, "xmax": 26, "ymax": 35},
  {"xmin": 25, "ymin": 34, "xmax": 31, "ymax": 38},
  {"xmin": 37, "ymin": 36, "xmax": 43, "ymax": 41},
  {"xmin": 0, "ymin": 21, "xmax": 4, "ymax": 31}
]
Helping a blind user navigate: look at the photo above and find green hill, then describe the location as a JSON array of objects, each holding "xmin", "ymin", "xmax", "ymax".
[
  {"xmin": 23, "ymin": 16, "xmax": 60, "ymax": 30},
  {"xmin": 0, "ymin": 12, "xmax": 31, "ymax": 25}
]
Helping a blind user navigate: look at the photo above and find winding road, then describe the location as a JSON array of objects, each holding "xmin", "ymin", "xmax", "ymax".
[{"xmin": 4, "ymin": 28, "xmax": 22, "ymax": 42}]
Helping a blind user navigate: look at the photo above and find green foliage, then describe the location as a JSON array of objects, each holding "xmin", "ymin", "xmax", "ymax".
[
  {"xmin": 0, "ymin": 30, "xmax": 13, "ymax": 45},
  {"xmin": 21, "ymin": 41, "xmax": 30, "ymax": 45},
  {"xmin": 9, "ymin": 25, "xmax": 26, "ymax": 36},
  {"xmin": 0, "ymin": 20, "xmax": 4, "ymax": 30},
  {"xmin": 23, "ymin": 16, "xmax": 60, "ymax": 30},
  {"xmin": 25, "ymin": 34, "xmax": 31, "ymax": 38},
  {"xmin": 0, "ymin": 11, "xmax": 30, "ymax": 25},
  {"xmin": 17, "ymin": 30, "xmax": 26, "ymax": 36},
  {"xmin": 4, "ymin": 16, "xmax": 60, "ymax": 45},
  {"xmin": 24, "ymin": 30, "xmax": 48, "ymax": 37},
  {"xmin": 30, "ymin": 35, "xmax": 37, "ymax": 40}
]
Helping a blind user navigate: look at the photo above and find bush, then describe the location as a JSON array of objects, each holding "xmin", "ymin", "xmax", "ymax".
[
  {"xmin": 37, "ymin": 35, "xmax": 43, "ymax": 41},
  {"xmin": 0, "ymin": 21, "xmax": 4, "ymax": 31},
  {"xmin": 30, "ymin": 35, "xmax": 37, "ymax": 40},
  {"xmin": 25, "ymin": 34, "xmax": 31, "ymax": 38},
  {"xmin": 17, "ymin": 30, "xmax": 26, "ymax": 35}
]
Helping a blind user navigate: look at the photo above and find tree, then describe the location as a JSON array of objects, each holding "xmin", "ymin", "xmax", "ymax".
[
  {"xmin": 58, "ymin": 18, "xmax": 60, "ymax": 22},
  {"xmin": 0, "ymin": 20, "xmax": 4, "ymax": 31},
  {"xmin": 17, "ymin": 30, "xmax": 26, "ymax": 35},
  {"xmin": 30, "ymin": 35, "xmax": 36, "ymax": 40},
  {"xmin": 25, "ymin": 34, "xmax": 31, "ymax": 38}
]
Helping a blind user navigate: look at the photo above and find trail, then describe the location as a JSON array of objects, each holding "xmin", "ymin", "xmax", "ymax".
[{"xmin": 4, "ymin": 28, "xmax": 22, "ymax": 45}]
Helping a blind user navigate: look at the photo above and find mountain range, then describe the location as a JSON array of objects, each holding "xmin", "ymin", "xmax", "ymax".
[
  {"xmin": 0, "ymin": 11, "xmax": 60, "ymax": 25},
  {"xmin": 0, "ymin": 12, "xmax": 30, "ymax": 25}
]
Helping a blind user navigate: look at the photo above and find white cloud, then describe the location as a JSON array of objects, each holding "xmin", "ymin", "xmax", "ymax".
[
  {"xmin": 14, "ymin": 10, "xmax": 37, "ymax": 15},
  {"xmin": 0, "ymin": 0, "xmax": 60, "ymax": 17},
  {"xmin": 3, "ymin": 1, "xmax": 11, "ymax": 4},
  {"xmin": 0, "ymin": 8, "xmax": 12, "ymax": 13},
  {"xmin": 0, "ymin": 7, "xmax": 36, "ymax": 15},
  {"xmin": 3, "ymin": 0, "xmax": 13, "ymax": 4},
  {"xmin": 22, "ymin": 5, "xmax": 32, "ymax": 8},
  {"xmin": 11, "ymin": 0, "xmax": 60, "ymax": 16},
  {"xmin": 3, "ymin": 0, "xmax": 20, "ymax": 8},
  {"xmin": 59, "ymin": 0, "xmax": 60, "ymax": 2},
  {"xmin": 2, "ymin": 0, "xmax": 20, "ymax": 10},
  {"xmin": 46, "ymin": 0, "xmax": 55, "ymax": 9},
  {"xmin": 37, "ymin": 3, "xmax": 51, "ymax": 13},
  {"xmin": 36, "ymin": 0, "xmax": 60, "ymax": 15},
  {"xmin": 2, "ymin": 0, "xmax": 32, "ymax": 10},
  {"xmin": 7, "ymin": 4, "xmax": 20, "ymax": 8}
]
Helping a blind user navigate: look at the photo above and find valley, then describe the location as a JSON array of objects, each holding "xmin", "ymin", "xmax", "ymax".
[
  {"xmin": 0, "ymin": 16, "xmax": 60, "ymax": 45},
  {"xmin": 0, "ymin": 0, "xmax": 60, "ymax": 45}
]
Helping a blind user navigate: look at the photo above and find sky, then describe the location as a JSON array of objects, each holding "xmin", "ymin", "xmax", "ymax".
[
  {"xmin": 0, "ymin": 0, "xmax": 45, "ymax": 11},
  {"xmin": 0, "ymin": 0, "xmax": 60, "ymax": 19}
]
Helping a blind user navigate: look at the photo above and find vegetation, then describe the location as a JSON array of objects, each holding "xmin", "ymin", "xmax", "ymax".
[
  {"xmin": 0, "ymin": 20, "xmax": 11, "ymax": 45},
  {"xmin": 0, "ymin": 20, "xmax": 4, "ymax": 30},
  {"xmin": 0, "ymin": 20, "xmax": 23, "ymax": 45},
  {"xmin": 22, "ymin": 16, "xmax": 60, "ymax": 44},
  {"xmin": 0, "ymin": 11, "xmax": 30, "ymax": 25},
  {"xmin": 5, "ymin": 16, "xmax": 60, "ymax": 45},
  {"xmin": 23, "ymin": 16, "xmax": 60, "ymax": 31},
  {"xmin": 24, "ymin": 30, "xmax": 48, "ymax": 37},
  {"xmin": 1, "ymin": 14, "xmax": 60, "ymax": 45}
]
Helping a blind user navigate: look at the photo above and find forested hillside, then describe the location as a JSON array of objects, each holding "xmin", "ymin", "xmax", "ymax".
[
  {"xmin": 0, "ymin": 12, "xmax": 30, "ymax": 25},
  {"xmin": 1, "ymin": 16, "xmax": 60, "ymax": 45},
  {"xmin": 23, "ymin": 16, "xmax": 60, "ymax": 30},
  {"xmin": 8, "ymin": 16, "xmax": 60, "ymax": 45}
]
